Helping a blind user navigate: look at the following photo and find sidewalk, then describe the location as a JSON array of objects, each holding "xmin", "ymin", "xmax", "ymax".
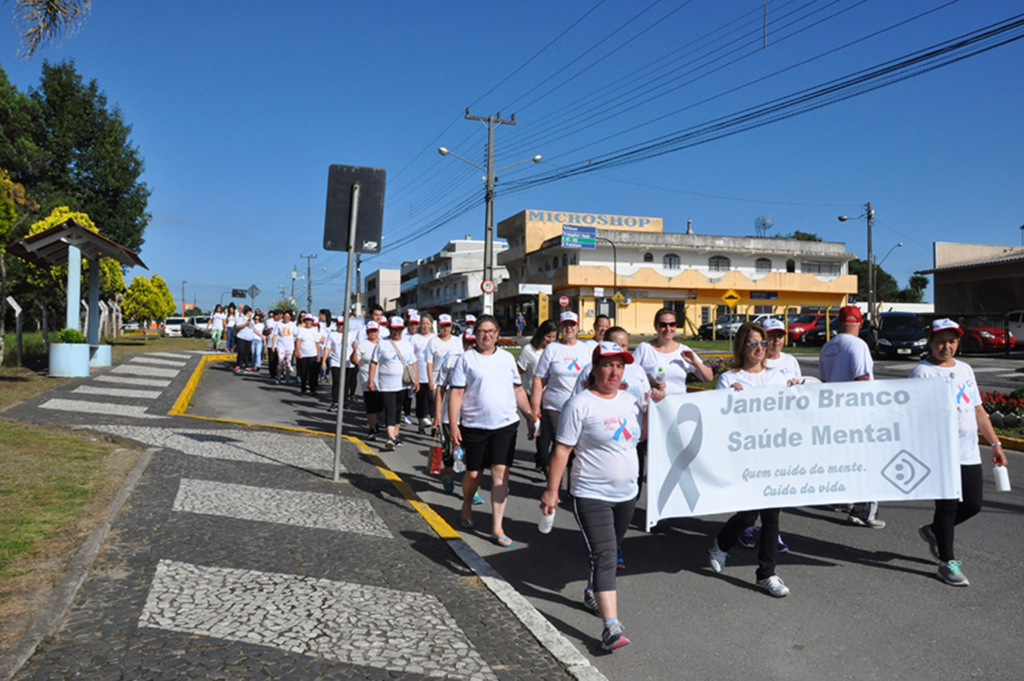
[{"xmin": 1, "ymin": 352, "xmax": 582, "ymax": 680}]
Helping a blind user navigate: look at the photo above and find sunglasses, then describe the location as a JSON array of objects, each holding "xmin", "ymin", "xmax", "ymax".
[
  {"xmin": 746, "ymin": 340, "xmax": 768, "ymax": 348},
  {"xmin": 657, "ymin": 321, "xmax": 677, "ymax": 328}
]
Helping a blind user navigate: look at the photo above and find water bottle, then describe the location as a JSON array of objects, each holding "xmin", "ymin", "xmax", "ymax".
[
  {"xmin": 453, "ymin": 445, "xmax": 466, "ymax": 473},
  {"xmin": 994, "ymin": 464, "xmax": 1011, "ymax": 492},
  {"xmin": 538, "ymin": 507, "xmax": 556, "ymax": 534},
  {"xmin": 654, "ymin": 366, "xmax": 666, "ymax": 386}
]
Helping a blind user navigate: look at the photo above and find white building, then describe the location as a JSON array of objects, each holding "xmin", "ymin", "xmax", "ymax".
[
  {"xmin": 364, "ymin": 268, "xmax": 400, "ymax": 312},
  {"xmin": 392, "ymin": 236, "xmax": 508, "ymax": 317}
]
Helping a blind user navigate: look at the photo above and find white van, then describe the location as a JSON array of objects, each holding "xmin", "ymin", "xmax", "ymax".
[{"xmin": 1006, "ymin": 310, "xmax": 1024, "ymax": 341}]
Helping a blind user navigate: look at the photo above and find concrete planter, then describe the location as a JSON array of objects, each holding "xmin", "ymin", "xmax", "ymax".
[
  {"xmin": 89, "ymin": 344, "xmax": 112, "ymax": 368},
  {"xmin": 49, "ymin": 342, "xmax": 91, "ymax": 377}
]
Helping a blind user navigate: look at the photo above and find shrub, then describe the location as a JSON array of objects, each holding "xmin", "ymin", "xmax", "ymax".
[{"xmin": 54, "ymin": 328, "xmax": 87, "ymax": 344}]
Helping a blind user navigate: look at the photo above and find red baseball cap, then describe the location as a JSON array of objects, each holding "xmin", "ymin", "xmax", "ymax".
[{"xmin": 840, "ymin": 305, "xmax": 862, "ymax": 324}]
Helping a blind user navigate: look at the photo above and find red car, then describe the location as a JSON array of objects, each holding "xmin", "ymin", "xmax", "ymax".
[
  {"xmin": 957, "ymin": 316, "xmax": 1016, "ymax": 352},
  {"xmin": 786, "ymin": 313, "xmax": 830, "ymax": 344}
]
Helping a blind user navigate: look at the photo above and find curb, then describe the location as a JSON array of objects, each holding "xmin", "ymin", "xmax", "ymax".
[
  {"xmin": 0, "ymin": 448, "xmax": 156, "ymax": 681},
  {"xmin": 168, "ymin": 357, "xmax": 607, "ymax": 679}
]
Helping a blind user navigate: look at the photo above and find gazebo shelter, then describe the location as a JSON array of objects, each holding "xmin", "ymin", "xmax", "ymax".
[{"xmin": 6, "ymin": 218, "xmax": 146, "ymax": 371}]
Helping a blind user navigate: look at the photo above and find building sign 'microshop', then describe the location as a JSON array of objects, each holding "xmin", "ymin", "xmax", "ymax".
[{"xmin": 528, "ymin": 210, "xmax": 655, "ymax": 229}]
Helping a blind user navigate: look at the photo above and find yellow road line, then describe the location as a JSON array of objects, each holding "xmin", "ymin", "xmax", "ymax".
[{"xmin": 168, "ymin": 357, "xmax": 463, "ymax": 540}]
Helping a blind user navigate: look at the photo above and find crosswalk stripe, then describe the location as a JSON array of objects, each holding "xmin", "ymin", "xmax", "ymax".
[
  {"xmin": 131, "ymin": 356, "xmax": 188, "ymax": 367},
  {"xmin": 997, "ymin": 373, "xmax": 1022, "ymax": 379},
  {"xmin": 93, "ymin": 375, "xmax": 172, "ymax": 388},
  {"xmin": 111, "ymin": 364, "xmax": 180, "ymax": 378},
  {"xmin": 39, "ymin": 399, "xmax": 163, "ymax": 419},
  {"xmin": 174, "ymin": 479, "xmax": 391, "ymax": 537},
  {"xmin": 89, "ymin": 426, "xmax": 343, "ymax": 474},
  {"xmin": 156, "ymin": 353, "xmax": 194, "ymax": 359},
  {"xmin": 139, "ymin": 560, "xmax": 498, "ymax": 679},
  {"xmin": 72, "ymin": 386, "xmax": 163, "ymax": 400}
]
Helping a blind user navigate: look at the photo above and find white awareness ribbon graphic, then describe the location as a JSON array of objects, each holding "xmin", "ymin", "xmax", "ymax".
[{"xmin": 658, "ymin": 402, "xmax": 703, "ymax": 513}]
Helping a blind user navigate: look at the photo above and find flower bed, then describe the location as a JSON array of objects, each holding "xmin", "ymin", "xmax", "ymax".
[{"xmin": 982, "ymin": 389, "xmax": 1024, "ymax": 436}]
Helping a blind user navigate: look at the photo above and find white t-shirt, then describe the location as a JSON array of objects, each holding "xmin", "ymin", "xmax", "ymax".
[
  {"xmin": 633, "ymin": 342, "xmax": 706, "ymax": 396},
  {"xmin": 355, "ymin": 339, "xmax": 379, "ymax": 390},
  {"xmin": 765, "ymin": 353, "xmax": 802, "ymax": 380},
  {"xmin": 534, "ymin": 341, "xmax": 592, "ymax": 410},
  {"xmin": 557, "ymin": 390, "xmax": 642, "ymax": 503},
  {"xmin": 435, "ymin": 353, "xmax": 461, "ymax": 425},
  {"xmin": 820, "ymin": 333, "xmax": 873, "ymax": 382},
  {"xmin": 410, "ymin": 332, "xmax": 435, "ymax": 384},
  {"xmin": 209, "ymin": 312, "xmax": 226, "ymax": 331},
  {"xmin": 516, "ymin": 342, "xmax": 544, "ymax": 397},
  {"xmin": 716, "ymin": 366, "xmax": 788, "ymax": 391},
  {"xmin": 295, "ymin": 326, "xmax": 320, "ymax": 358},
  {"xmin": 909, "ymin": 359, "xmax": 982, "ymax": 465},
  {"xmin": 235, "ymin": 314, "xmax": 256, "ymax": 341},
  {"xmin": 371, "ymin": 337, "xmax": 416, "ymax": 393},
  {"xmin": 574, "ymin": 362, "xmax": 651, "ymax": 411},
  {"xmin": 226, "ymin": 314, "xmax": 237, "ymax": 332},
  {"xmin": 450, "ymin": 348, "xmax": 522, "ymax": 430},
  {"xmin": 428, "ymin": 334, "xmax": 463, "ymax": 384},
  {"xmin": 251, "ymin": 322, "xmax": 265, "ymax": 343},
  {"xmin": 274, "ymin": 321, "xmax": 297, "ymax": 351},
  {"xmin": 264, "ymin": 317, "xmax": 278, "ymax": 340},
  {"xmin": 324, "ymin": 329, "xmax": 354, "ymax": 368}
]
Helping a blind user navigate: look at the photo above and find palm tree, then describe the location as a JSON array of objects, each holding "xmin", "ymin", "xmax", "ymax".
[{"xmin": 5, "ymin": 1, "xmax": 91, "ymax": 57}]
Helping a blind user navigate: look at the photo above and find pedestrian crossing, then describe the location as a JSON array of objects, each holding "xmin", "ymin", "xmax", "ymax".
[{"xmin": 38, "ymin": 351, "xmax": 197, "ymax": 418}]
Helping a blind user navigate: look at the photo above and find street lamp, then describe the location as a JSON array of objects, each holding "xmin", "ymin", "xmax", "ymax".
[
  {"xmin": 439, "ymin": 145, "xmax": 541, "ymax": 316},
  {"xmin": 595, "ymin": 237, "xmax": 618, "ymax": 325},
  {"xmin": 838, "ymin": 202, "xmax": 875, "ymax": 326},
  {"xmin": 876, "ymin": 242, "xmax": 903, "ymax": 269},
  {"xmin": 219, "ymin": 290, "xmax": 230, "ymax": 306},
  {"xmin": 181, "ymin": 280, "xmax": 187, "ymax": 315}
]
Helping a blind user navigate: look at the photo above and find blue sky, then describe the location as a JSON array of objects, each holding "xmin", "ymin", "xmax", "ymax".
[{"xmin": 2, "ymin": 0, "xmax": 1022, "ymax": 313}]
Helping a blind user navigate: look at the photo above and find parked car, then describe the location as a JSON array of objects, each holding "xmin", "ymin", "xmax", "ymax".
[
  {"xmin": 873, "ymin": 312, "xmax": 927, "ymax": 359},
  {"xmin": 786, "ymin": 313, "xmax": 830, "ymax": 344},
  {"xmin": 957, "ymin": 315, "xmax": 1016, "ymax": 353},
  {"xmin": 182, "ymin": 315, "xmax": 211, "ymax": 338},
  {"xmin": 161, "ymin": 317, "xmax": 187, "ymax": 338},
  {"xmin": 698, "ymin": 313, "xmax": 745, "ymax": 340},
  {"xmin": 799, "ymin": 316, "xmax": 840, "ymax": 346}
]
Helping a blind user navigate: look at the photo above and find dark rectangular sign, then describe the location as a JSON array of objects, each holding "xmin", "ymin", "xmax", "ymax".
[
  {"xmin": 750, "ymin": 291, "xmax": 778, "ymax": 300},
  {"xmin": 324, "ymin": 165, "xmax": 386, "ymax": 254}
]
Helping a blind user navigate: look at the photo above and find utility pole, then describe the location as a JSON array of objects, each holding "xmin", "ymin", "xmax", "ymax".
[
  {"xmin": 300, "ymin": 253, "xmax": 318, "ymax": 313},
  {"xmin": 354, "ymin": 254, "xmax": 363, "ymax": 315},
  {"xmin": 181, "ymin": 280, "xmax": 187, "ymax": 315},
  {"xmin": 291, "ymin": 266, "xmax": 297, "ymax": 307},
  {"xmin": 465, "ymin": 109, "xmax": 515, "ymax": 316}
]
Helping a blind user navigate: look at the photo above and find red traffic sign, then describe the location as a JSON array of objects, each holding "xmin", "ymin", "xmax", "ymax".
[
  {"xmin": 481, "ymin": 279, "xmax": 496, "ymax": 294},
  {"xmin": 559, "ymin": 296, "xmax": 569, "ymax": 307}
]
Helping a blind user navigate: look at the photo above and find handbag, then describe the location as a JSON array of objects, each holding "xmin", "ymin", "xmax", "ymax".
[
  {"xmin": 390, "ymin": 339, "xmax": 417, "ymax": 386},
  {"xmin": 429, "ymin": 430, "xmax": 443, "ymax": 475}
]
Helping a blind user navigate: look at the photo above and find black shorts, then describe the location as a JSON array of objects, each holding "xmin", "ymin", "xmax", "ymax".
[
  {"xmin": 460, "ymin": 422, "xmax": 518, "ymax": 471},
  {"xmin": 381, "ymin": 391, "xmax": 403, "ymax": 426},
  {"xmin": 364, "ymin": 390, "xmax": 383, "ymax": 414}
]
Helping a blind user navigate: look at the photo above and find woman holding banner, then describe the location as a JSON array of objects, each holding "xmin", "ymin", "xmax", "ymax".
[
  {"xmin": 910, "ymin": 318, "xmax": 1007, "ymax": 587},
  {"xmin": 541, "ymin": 341, "xmax": 645, "ymax": 652},
  {"xmin": 708, "ymin": 322, "xmax": 792, "ymax": 597}
]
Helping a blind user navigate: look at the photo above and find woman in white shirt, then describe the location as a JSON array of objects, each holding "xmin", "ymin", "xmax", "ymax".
[
  {"xmin": 541, "ymin": 341, "xmax": 644, "ymax": 653},
  {"xmin": 708, "ymin": 322, "xmax": 792, "ymax": 598},
  {"xmin": 206, "ymin": 304, "xmax": 226, "ymax": 351},
  {"xmin": 633, "ymin": 308, "xmax": 713, "ymax": 395},
  {"xmin": 449, "ymin": 315, "xmax": 535, "ymax": 546},
  {"xmin": 369, "ymin": 316, "xmax": 417, "ymax": 451},
  {"xmin": 910, "ymin": 318, "xmax": 1007, "ymax": 587},
  {"xmin": 250, "ymin": 312, "xmax": 266, "ymax": 372},
  {"xmin": 531, "ymin": 312, "xmax": 592, "ymax": 474},
  {"xmin": 350, "ymin": 321, "xmax": 382, "ymax": 439}
]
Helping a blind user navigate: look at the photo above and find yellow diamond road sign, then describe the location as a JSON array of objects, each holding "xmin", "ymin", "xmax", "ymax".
[
  {"xmin": 721, "ymin": 289, "xmax": 741, "ymax": 309},
  {"xmin": 613, "ymin": 291, "xmax": 626, "ymax": 305}
]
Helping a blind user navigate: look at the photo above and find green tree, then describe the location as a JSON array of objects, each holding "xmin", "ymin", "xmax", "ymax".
[
  {"xmin": 0, "ymin": 176, "xmax": 15, "ymax": 366},
  {"xmin": 3, "ymin": 1, "xmax": 91, "ymax": 57},
  {"xmin": 121, "ymin": 274, "xmax": 175, "ymax": 341},
  {"xmin": 29, "ymin": 60, "xmax": 151, "ymax": 252},
  {"xmin": 0, "ymin": 65, "xmax": 43, "ymax": 181},
  {"xmin": 24, "ymin": 206, "xmax": 124, "ymax": 301}
]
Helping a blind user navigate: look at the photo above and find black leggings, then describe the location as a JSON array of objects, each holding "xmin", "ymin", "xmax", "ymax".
[
  {"xmin": 234, "ymin": 338, "xmax": 252, "ymax": 369},
  {"xmin": 416, "ymin": 382, "xmax": 434, "ymax": 420},
  {"xmin": 573, "ymin": 495, "xmax": 637, "ymax": 593},
  {"xmin": 716, "ymin": 507, "xmax": 781, "ymax": 580},
  {"xmin": 930, "ymin": 463, "xmax": 983, "ymax": 562}
]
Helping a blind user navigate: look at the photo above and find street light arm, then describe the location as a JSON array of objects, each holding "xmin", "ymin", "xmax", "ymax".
[
  {"xmin": 438, "ymin": 147, "xmax": 484, "ymax": 171},
  {"xmin": 495, "ymin": 155, "xmax": 543, "ymax": 173}
]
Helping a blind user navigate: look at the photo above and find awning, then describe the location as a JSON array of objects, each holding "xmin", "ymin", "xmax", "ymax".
[{"xmin": 5, "ymin": 218, "xmax": 147, "ymax": 269}]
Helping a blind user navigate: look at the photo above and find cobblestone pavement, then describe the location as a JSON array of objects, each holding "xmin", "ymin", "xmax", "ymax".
[{"xmin": 3, "ymin": 352, "xmax": 574, "ymax": 680}]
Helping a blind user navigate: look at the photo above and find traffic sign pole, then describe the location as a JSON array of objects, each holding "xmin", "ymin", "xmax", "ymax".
[{"xmin": 334, "ymin": 181, "xmax": 360, "ymax": 483}]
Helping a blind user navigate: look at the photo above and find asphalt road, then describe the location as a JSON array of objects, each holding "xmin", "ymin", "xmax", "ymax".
[{"xmin": 192, "ymin": 355, "xmax": 1024, "ymax": 681}]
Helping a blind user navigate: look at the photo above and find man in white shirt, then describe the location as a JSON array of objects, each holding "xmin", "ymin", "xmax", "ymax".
[
  {"xmin": 409, "ymin": 313, "xmax": 437, "ymax": 433},
  {"xmin": 819, "ymin": 305, "xmax": 884, "ymax": 529}
]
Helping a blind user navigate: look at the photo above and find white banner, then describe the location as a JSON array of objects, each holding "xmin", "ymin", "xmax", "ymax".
[{"xmin": 646, "ymin": 379, "xmax": 960, "ymax": 528}]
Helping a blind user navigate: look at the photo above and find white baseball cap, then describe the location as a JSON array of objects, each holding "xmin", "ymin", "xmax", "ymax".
[
  {"xmin": 463, "ymin": 329, "xmax": 476, "ymax": 341},
  {"xmin": 366, "ymin": 321, "xmax": 380, "ymax": 331},
  {"xmin": 438, "ymin": 314, "xmax": 453, "ymax": 325},
  {"xmin": 389, "ymin": 316, "xmax": 405, "ymax": 329},
  {"xmin": 929, "ymin": 318, "xmax": 963, "ymax": 337},
  {"xmin": 592, "ymin": 341, "xmax": 633, "ymax": 364},
  {"xmin": 560, "ymin": 311, "xmax": 579, "ymax": 324},
  {"xmin": 763, "ymin": 318, "xmax": 786, "ymax": 334},
  {"xmin": 465, "ymin": 314, "xmax": 477, "ymax": 324}
]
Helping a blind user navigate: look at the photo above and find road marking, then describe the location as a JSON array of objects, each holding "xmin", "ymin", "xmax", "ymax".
[
  {"xmin": 130, "ymin": 356, "xmax": 188, "ymax": 367},
  {"xmin": 111, "ymin": 364, "xmax": 180, "ymax": 378},
  {"xmin": 93, "ymin": 375, "xmax": 173, "ymax": 388},
  {"xmin": 156, "ymin": 352, "xmax": 194, "ymax": 359},
  {"xmin": 971, "ymin": 367, "xmax": 1008, "ymax": 373},
  {"xmin": 997, "ymin": 373, "xmax": 1023, "ymax": 379},
  {"xmin": 71, "ymin": 386, "xmax": 163, "ymax": 400},
  {"xmin": 173, "ymin": 478, "xmax": 391, "ymax": 537},
  {"xmin": 89, "ymin": 426, "xmax": 342, "ymax": 474},
  {"xmin": 139, "ymin": 560, "xmax": 498, "ymax": 680},
  {"xmin": 39, "ymin": 399, "xmax": 162, "ymax": 419}
]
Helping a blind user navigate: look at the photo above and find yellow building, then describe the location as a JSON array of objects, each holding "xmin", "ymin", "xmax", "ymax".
[{"xmin": 496, "ymin": 209, "xmax": 858, "ymax": 336}]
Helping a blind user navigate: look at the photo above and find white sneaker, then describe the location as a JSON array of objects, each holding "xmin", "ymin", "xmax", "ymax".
[
  {"xmin": 708, "ymin": 540, "xmax": 728, "ymax": 573},
  {"xmin": 756, "ymin": 575, "xmax": 790, "ymax": 598},
  {"xmin": 403, "ymin": 415, "xmax": 413, "ymax": 425}
]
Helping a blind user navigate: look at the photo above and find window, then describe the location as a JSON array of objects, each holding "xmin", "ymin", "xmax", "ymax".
[
  {"xmin": 663, "ymin": 253, "xmax": 681, "ymax": 270},
  {"xmin": 755, "ymin": 258, "xmax": 771, "ymax": 274},
  {"xmin": 663, "ymin": 300, "xmax": 686, "ymax": 319},
  {"xmin": 708, "ymin": 255, "xmax": 730, "ymax": 272},
  {"xmin": 754, "ymin": 305, "xmax": 772, "ymax": 314},
  {"xmin": 802, "ymin": 261, "xmax": 841, "ymax": 276},
  {"xmin": 562, "ymin": 253, "xmax": 568, "ymax": 267},
  {"xmin": 462, "ymin": 282, "xmax": 467, "ymax": 297},
  {"xmin": 643, "ymin": 252, "xmax": 654, "ymax": 263},
  {"xmin": 701, "ymin": 306, "xmax": 711, "ymax": 324},
  {"xmin": 552, "ymin": 257, "xmax": 558, "ymax": 270},
  {"xmin": 786, "ymin": 259, "xmax": 796, "ymax": 273}
]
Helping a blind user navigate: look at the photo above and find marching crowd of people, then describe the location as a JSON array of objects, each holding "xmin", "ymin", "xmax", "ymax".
[{"xmin": 209, "ymin": 300, "xmax": 1008, "ymax": 652}]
